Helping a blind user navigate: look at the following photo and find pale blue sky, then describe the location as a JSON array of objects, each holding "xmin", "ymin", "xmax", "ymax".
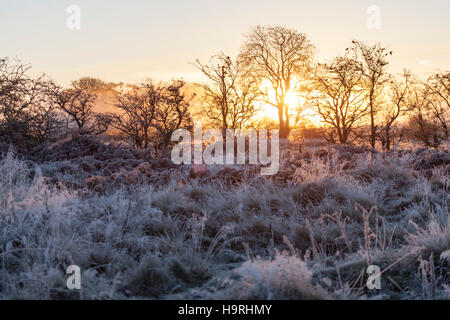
[{"xmin": 1, "ymin": 0, "xmax": 449, "ymax": 85}]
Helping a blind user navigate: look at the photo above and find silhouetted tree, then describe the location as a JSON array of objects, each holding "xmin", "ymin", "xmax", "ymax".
[
  {"xmin": 153, "ymin": 79, "xmax": 192, "ymax": 150},
  {"xmin": 113, "ymin": 81, "xmax": 161, "ymax": 149},
  {"xmin": 310, "ymin": 56, "xmax": 368, "ymax": 144},
  {"xmin": 377, "ymin": 70, "xmax": 412, "ymax": 150},
  {"xmin": 348, "ymin": 40, "xmax": 392, "ymax": 148},
  {"xmin": 194, "ymin": 53, "xmax": 258, "ymax": 131},
  {"xmin": 0, "ymin": 57, "xmax": 63, "ymax": 145},
  {"xmin": 113, "ymin": 79, "xmax": 192, "ymax": 150},
  {"xmin": 52, "ymin": 83, "xmax": 112, "ymax": 135},
  {"xmin": 72, "ymin": 77, "xmax": 111, "ymax": 91},
  {"xmin": 408, "ymin": 81, "xmax": 443, "ymax": 147},
  {"xmin": 238, "ymin": 25, "xmax": 315, "ymax": 138},
  {"xmin": 423, "ymin": 71, "xmax": 450, "ymax": 139}
]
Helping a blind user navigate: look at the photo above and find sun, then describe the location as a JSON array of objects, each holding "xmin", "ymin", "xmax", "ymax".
[
  {"xmin": 285, "ymin": 90, "xmax": 303, "ymax": 109},
  {"xmin": 256, "ymin": 79, "xmax": 323, "ymax": 128}
]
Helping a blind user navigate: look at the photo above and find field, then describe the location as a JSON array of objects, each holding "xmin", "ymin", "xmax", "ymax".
[{"xmin": 0, "ymin": 136, "xmax": 449, "ymax": 299}]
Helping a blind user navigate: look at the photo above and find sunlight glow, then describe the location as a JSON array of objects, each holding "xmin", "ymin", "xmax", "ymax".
[{"xmin": 256, "ymin": 78, "xmax": 323, "ymax": 128}]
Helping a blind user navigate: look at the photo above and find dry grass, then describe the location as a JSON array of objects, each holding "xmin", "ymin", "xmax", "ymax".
[{"xmin": 0, "ymin": 137, "xmax": 449, "ymax": 299}]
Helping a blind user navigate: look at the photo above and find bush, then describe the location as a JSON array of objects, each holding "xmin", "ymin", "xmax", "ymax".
[{"xmin": 220, "ymin": 248, "xmax": 329, "ymax": 300}]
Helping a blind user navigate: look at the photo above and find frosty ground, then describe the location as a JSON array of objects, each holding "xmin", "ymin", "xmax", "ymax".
[{"xmin": 0, "ymin": 136, "xmax": 448, "ymax": 299}]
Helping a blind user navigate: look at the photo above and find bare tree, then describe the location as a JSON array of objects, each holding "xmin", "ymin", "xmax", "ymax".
[
  {"xmin": 310, "ymin": 56, "xmax": 368, "ymax": 144},
  {"xmin": 377, "ymin": 70, "xmax": 412, "ymax": 150},
  {"xmin": 423, "ymin": 71, "xmax": 450, "ymax": 139},
  {"xmin": 72, "ymin": 76, "xmax": 111, "ymax": 91},
  {"xmin": 408, "ymin": 81, "xmax": 443, "ymax": 147},
  {"xmin": 0, "ymin": 58, "xmax": 40, "ymax": 129},
  {"xmin": 153, "ymin": 80, "xmax": 192, "ymax": 149},
  {"xmin": 111, "ymin": 113, "xmax": 143, "ymax": 148},
  {"xmin": 194, "ymin": 53, "xmax": 258, "ymax": 131},
  {"xmin": 113, "ymin": 81, "xmax": 161, "ymax": 149},
  {"xmin": 52, "ymin": 85, "xmax": 112, "ymax": 135},
  {"xmin": 349, "ymin": 40, "xmax": 392, "ymax": 148},
  {"xmin": 238, "ymin": 25, "xmax": 315, "ymax": 138},
  {"xmin": 113, "ymin": 80, "xmax": 192, "ymax": 150},
  {"xmin": 0, "ymin": 57, "xmax": 63, "ymax": 144},
  {"xmin": 24, "ymin": 81, "xmax": 67, "ymax": 143}
]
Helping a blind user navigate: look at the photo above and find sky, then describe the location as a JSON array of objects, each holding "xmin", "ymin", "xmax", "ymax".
[{"xmin": 1, "ymin": 0, "xmax": 449, "ymax": 86}]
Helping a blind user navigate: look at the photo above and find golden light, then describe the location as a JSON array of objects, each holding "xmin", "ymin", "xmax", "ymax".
[{"xmin": 256, "ymin": 78, "xmax": 323, "ymax": 128}]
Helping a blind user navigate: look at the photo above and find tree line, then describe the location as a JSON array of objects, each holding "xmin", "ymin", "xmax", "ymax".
[
  {"xmin": 195, "ymin": 26, "xmax": 449, "ymax": 149},
  {"xmin": 0, "ymin": 58, "xmax": 192, "ymax": 152},
  {"xmin": 1, "ymin": 25, "xmax": 449, "ymax": 151}
]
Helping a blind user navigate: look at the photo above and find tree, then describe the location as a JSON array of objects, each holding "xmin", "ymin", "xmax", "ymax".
[
  {"xmin": 194, "ymin": 53, "xmax": 258, "ymax": 131},
  {"xmin": 113, "ymin": 79, "xmax": 192, "ymax": 150},
  {"xmin": 310, "ymin": 56, "xmax": 368, "ymax": 144},
  {"xmin": 238, "ymin": 25, "xmax": 315, "ymax": 138},
  {"xmin": 153, "ymin": 80, "xmax": 192, "ymax": 149},
  {"xmin": 423, "ymin": 71, "xmax": 450, "ymax": 139},
  {"xmin": 349, "ymin": 40, "xmax": 392, "ymax": 148},
  {"xmin": 52, "ymin": 85, "xmax": 112, "ymax": 135},
  {"xmin": 0, "ymin": 57, "xmax": 63, "ymax": 145},
  {"xmin": 378, "ymin": 70, "xmax": 412, "ymax": 150},
  {"xmin": 72, "ymin": 76, "xmax": 111, "ymax": 91},
  {"xmin": 408, "ymin": 81, "xmax": 443, "ymax": 147},
  {"xmin": 25, "ymin": 81, "xmax": 66, "ymax": 143},
  {"xmin": 113, "ymin": 81, "xmax": 161, "ymax": 149},
  {"xmin": 0, "ymin": 58, "xmax": 40, "ymax": 134}
]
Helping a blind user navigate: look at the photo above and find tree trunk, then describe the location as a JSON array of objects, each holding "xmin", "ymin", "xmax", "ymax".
[
  {"xmin": 385, "ymin": 126, "xmax": 391, "ymax": 151},
  {"xmin": 277, "ymin": 103, "xmax": 290, "ymax": 139},
  {"xmin": 278, "ymin": 107, "xmax": 287, "ymax": 139},
  {"xmin": 369, "ymin": 90, "xmax": 376, "ymax": 148}
]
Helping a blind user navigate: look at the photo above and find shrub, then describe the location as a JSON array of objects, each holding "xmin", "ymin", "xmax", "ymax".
[{"xmin": 220, "ymin": 248, "xmax": 329, "ymax": 300}]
